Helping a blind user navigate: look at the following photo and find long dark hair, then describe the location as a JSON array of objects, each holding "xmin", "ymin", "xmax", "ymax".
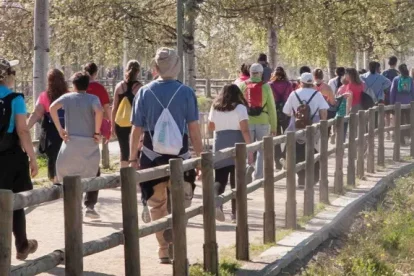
[
  {"xmin": 270, "ymin": 66, "xmax": 288, "ymax": 82},
  {"xmin": 84, "ymin": 62, "xmax": 98, "ymax": 76},
  {"xmin": 124, "ymin": 60, "xmax": 140, "ymax": 83},
  {"xmin": 213, "ymin": 84, "xmax": 248, "ymax": 112},
  {"xmin": 345, "ymin": 68, "xmax": 362, "ymax": 84},
  {"xmin": 240, "ymin": 63, "xmax": 250, "ymax": 77},
  {"xmin": 399, "ymin": 64, "xmax": 409, "ymax": 77},
  {"xmin": 47, "ymin": 69, "xmax": 67, "ymax": 103}
]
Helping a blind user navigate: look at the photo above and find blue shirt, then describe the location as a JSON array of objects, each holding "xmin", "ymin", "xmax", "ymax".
[
  {"xmin": 0, "ymin": 85, "xmax": 27, "ymax": 133},
  {"xmin": 361, "ymin": 72, "xmax": 391, "ymax": 101},
  {"xmin": 131, "ymin": 80, "xmax": 199, "ymax": 133}
]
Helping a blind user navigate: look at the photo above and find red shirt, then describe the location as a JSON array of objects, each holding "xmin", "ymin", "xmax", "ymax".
[
  {"xmin": 87, "ymin": 81, "xmax": 110, "ymax": 106},
  {"xmin": 344, "ymin": 82, "xmax": 365, "ymax": 107}
]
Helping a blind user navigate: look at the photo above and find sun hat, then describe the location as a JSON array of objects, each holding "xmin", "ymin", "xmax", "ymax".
[
  {"xmin": 300, "ymin": 72, "xmax": 314, "ymax": 84},
  {"xmin": 250, "ymin": 63, "xmax": 264, "ymax": 74},
  {"xmin": 153, "ymin": 48, "xmax": 181, "ymax": 79},
  {"xmin": 0, "ymin": 58, "xmax": 19, "ymax": 81}
]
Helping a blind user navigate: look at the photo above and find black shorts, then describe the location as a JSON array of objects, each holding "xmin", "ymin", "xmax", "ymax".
[
  {"xmin": 45, "ymin": 140, "xmax": 62, "ymax": 180},
  {"xmin": 115, "ymin": 124, "xmax": 131, "ymax": 162},
  {"xmin": 0, "ymin": 146, "xmax": 32, "ymax": 193}
]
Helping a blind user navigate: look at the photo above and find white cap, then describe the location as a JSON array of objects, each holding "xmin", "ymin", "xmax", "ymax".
[
  {"xmin": 300, "ymin": 72, "xmax": 314, "ymax": 84},
  {"xmin": 250, "ymin": 63, "xmax": 264, "ymax": 73}
]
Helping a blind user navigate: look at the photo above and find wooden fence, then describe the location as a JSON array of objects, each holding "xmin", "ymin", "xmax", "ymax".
[{"xmin": 0, "ymin": 102, "xmax": 413, "ymax": 275}]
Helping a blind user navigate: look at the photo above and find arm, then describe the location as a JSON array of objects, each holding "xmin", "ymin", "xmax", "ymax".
[
  {"xmin": 49, "ymin": 101, "xmax": 65, "ymax": 138},
  {"xmin": 111, "ymin": 83, "xmax": 122, "ymax": 130},
  {"xmin": 264, "ymin": 84, "xmax": 277, "ymax": 133},
  {"xmin": 346, "ymin": 94, "xmax": 353, "ymax": 115},
  {"xmin": 103, "ymin": 103, "xmax": 111, "ymax": 120},
  {"xmin": 27, "ymin": 103, "xmax": 45, "ymax": 129},
  {"xmin": 129, "ymin": 125, "xmax": 143, "ymax": 164},
  {"xmin": 319, "ymin": 109, "xmax": 328, "ymax": 120},
  {"xmin": 94, "ymin": 107, "xmax": 104, "ymax": 134},
  {"xmin": 15, "ymin": 115, "xmax": 38, "ymax": 177},
  {"xmin": 390, "ymin": 79, "xmax": 397, "ymax": 105},
  {"xmin": 239, "ymin": 120, "xmax": 251, "ymax": 144},
  {"xmin": 188, "ymin": 121, "xmax": 203, "ymax": 156},
  {"xmin": 325, "ymin": 85, "xmax": 336, "ymax": 105},
  {"xmin": 381, "ymin": 77, "xmax": 392, "ymax": 101},
  {"xmin": 328, "ymin": 79, "xmax": 336, "ymax": 94},
  {"xmin": 208, "ymin": 121, "xmax": 215, "ymax": 132}
]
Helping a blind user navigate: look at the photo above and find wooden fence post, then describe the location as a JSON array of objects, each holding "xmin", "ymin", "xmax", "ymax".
[
  {"xmin": 101, "ymin": 139, "xmax": 110, "ymax": 169},
  {"xmin": 319, "ymin": 120, "xmax": 329, "ymax": 204},
  {"xmin": 357, "ymin": 111, "xmax": 366, "ymax": 179},
  {"xmin": 169, "ymin": 158, "xmax": 189, "ymax": 276},
  {"xmin": 206, "ymin": 79, "xmax": 212, "ymax": 98},
  {"xmin": 347, "ymin": 113, "xmax": 358, "ymax": 186},
  {"xmin": 378, "ymin": 104, "xmax": 385, "ymax": 166},
  {"xmin": 410, "ymin": 102, "xmax": 414, "ymax": 158},
  {"xmin": 235, "ymin": 143, "xmax": 249, "ymax": 260},
  {"xmin": 304, "ymin": 126, "xmax": 315, "ymax": 216},
  {"xmin": 120, "ymin": 167, "xmax": 140, "ymax": 276},
  {"xmin": 394, "ymin": 102, "xmax": 401, "ymax": 162},
  {"xmin": 63, "ymin": 176, "xmax": 83, "ymax": 276},
  {"xmin": 0, "ymin": 190, "xmax": 13, "ymax": 276},
  {"xmin": 334, "ymin": 117, "xmax": 344, "ymax": 194},
  {"xmin": 367, "ymin": 108, "xmax": 375, "ymax": 173},
  {"xmin": 201, "ymin": 152, "xmax": 218, "ymax": 274},
  {"xmin": 263, "ymin": 136, "xmax": 275, "ymax": 244},
  {"xmin": 285, "ymin": 132, "xmax": 297, "ymax": 229}
]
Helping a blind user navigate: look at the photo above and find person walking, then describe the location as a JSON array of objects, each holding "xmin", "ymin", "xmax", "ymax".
[
  {"xmin": 343, "ymin": 68, "xmax": 365, "ymax": 113},
  {"xmin": 361, "ymin": 61, "xmax": 392, "ymax": 105},
  {"xmin": 234, "ymin": 63, "xmax": 250, "ymax": 86},
  {"xmin": 382, "ymin": 56, "xmax": 399, "ymax": 140},
  {"xmin": 269, "ymin": 66, "xmax": 293, "ymax": 170},
  {"xmin": 258, "ymin": 53, "xmax": 272, "ymax": 83},
  {"xmin": 129, "ymin": 48, "xmax": 203, "ymax": 264},
  {"xmin": 0, "ymin": 58, "xmax": 38, "ymax": 260},
  {"xmin": 111, "ymin": 60, "xmax": 143, "ymax": 168},
  {"xmin": 208, "ymin": 84, "xmax": 252, "ymax": 222},
  {"xmin": 27, "ymin": 69, "xmax": 67, "ymax": 184},
  {"xmin": 238, "ymin": 63, "xmax": 277, "ymax": 181},
  {"xmin": 283, "ymin": 72, "xmax": 329, "ymax": 187},
  {"xmin": 328, "ymin": 67, "xmax": 346, "ymax": 96},
  {"xmin": 390, "ymin": 63, "xmax": 414, "ymax": 146},
  {"xmin": 50, "ymin": 72, "xmax": 103, "ymax": 218}
]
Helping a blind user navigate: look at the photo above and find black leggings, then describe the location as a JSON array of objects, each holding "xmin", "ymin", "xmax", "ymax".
[
  {"xmin": 214, "ymin": 166, "xmax": 236, "ymax": 215},
  {"xmin": 45, "ymin": 140, "xmax": 62, "ymax": 180},
  {"xmin": 115, "ymin": 124, "xmax": 131, "ymax": 162}
]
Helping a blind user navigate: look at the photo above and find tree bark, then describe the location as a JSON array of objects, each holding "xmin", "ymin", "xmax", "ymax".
[
  {"xmin": 177, "ymin": 0, "xmax": 184, "ymax": 83},
  {"xmin": 33, "ymin": 0, "xmax": 49, "ymax": 139},
  {"xmin": 327, "ymin": 38, "xmax": 337, "ymax": 79},
  {"xmin": 184, "ymin": 0, "xmax": 197, "ymax": 88},
  {"xmin": 267, "ymin": 23, "xmax": 277, "ymax": 70}
]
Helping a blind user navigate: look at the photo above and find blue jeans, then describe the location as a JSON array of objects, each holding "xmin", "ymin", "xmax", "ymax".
[{"xmin": 249, "ymin": 124, "xmax": 270, "ymax": 180}]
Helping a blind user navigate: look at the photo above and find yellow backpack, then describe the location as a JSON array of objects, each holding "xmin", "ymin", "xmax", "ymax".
[{"xmin": 115, "ymin": 81, "xmax": 139, "ymax": 127}]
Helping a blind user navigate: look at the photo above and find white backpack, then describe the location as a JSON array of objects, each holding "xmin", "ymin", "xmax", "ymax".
[{"xmin": 148, "ymin": 85, "xmax": 184, "ymax": 156}]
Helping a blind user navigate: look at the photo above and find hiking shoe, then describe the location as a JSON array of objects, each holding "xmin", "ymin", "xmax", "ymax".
[
  {"xmin": 159, "ymin": 257, "xmax": 171, "ymax": 264},
  {"xmin": 141, "ymin": 205, "xmax": 151, "ymax": 223},
  {"xmin": 85, "ymin": 207, "xmax": 100, "ymax": 219},
  {"xmin": 279, "ymin": 158, "xmax": 286, "ymax": 170},
  {"xmin": 16, "ymin": 239, "xmax": 38, "ymax": 261},
  {"xmin": 216, "ymin": 206, "xmax": 225, "ymax": 222},
  {"xmin": 183, "ymin": 182, "xmax": 193, "ymax": 209},
  {"xmin": 231, "ymin": 213, "xmax": 236, "ymax": 224}
]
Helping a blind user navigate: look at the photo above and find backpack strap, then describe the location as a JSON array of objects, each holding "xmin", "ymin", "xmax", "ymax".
[
  {"xmin": 307, "ymin": 90, "xmax": 319, "ymax": 105},
  {"xmin": 294, "ymin": 92, "xmax": 303, "ymax": 104},
  {"xmin": 147, "ymin": 84, "xmax": 184, "ymax": 110}
]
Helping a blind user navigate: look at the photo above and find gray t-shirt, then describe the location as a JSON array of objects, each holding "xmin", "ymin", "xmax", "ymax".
[{"xmin": 55, "ymin": 92, "xmax": 102, "ymax": 137}]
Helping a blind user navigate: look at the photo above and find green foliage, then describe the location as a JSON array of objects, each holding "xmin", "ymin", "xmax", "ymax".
[
  {"xmin": 189, "ymin": 259, "xmax": 240, "ymax": 276},
  {"xmin": 197, "ymin": 96, "xmax": 213, "ymax": 113}
]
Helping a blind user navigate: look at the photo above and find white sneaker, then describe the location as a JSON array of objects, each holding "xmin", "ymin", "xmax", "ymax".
[
  {"xmin": 183, "ymin": 182, "xmax": 193, "ymax": 208},
  {"xmin": 215, "ymin": 206, "xmax": 225, "ymax": 222},
  {"xmin": 85, "ymin": 207, "xmax": 100, "ymax": 219},
  {"xmin": 279, "ymin": 158, "xmax": 286, "ymax": 170},
  {"xmin": 141, "ymin": 205, "xmax": 151, "ymax": 223}
]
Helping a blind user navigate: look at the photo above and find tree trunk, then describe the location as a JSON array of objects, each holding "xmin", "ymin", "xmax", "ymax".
[
  {"xmin": 327, "ymin": 38, "xmax": 337, "ymax": 79},
  {"xmin": 176, "ymin": 0, "xmax": 184, "ymax": 82},
  {"xmin": 184, "ymin": 0, "xmax": 197, "ymax": 88},
  {"xmin": 122, "ymin": 38, "xmax": 128, "ymax": 72},
  {"xmin": 33, "ymin": 0, "xmax": 49, "ymax": 139},
  {"xmin": 267, "ymin": 24, "xmax": 277, "ymax": 70}
]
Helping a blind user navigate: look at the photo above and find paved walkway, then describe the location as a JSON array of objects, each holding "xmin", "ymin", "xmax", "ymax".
[{"xmin": 11, "ymin": 139, "xmax": 411, "ymax": 276}]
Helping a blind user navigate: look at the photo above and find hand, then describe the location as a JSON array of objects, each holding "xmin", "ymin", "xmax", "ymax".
[
  {"xmin": 93, "ymin": 133, "xmax": 101, "ymax": 144},
  {"xmin": 111, "ymin": 127, "xmax": 117, "ymax": 138},
  {"xmin": 29, "ymin": 158, "xmax": 38, "ymax": 178},
  {"xmin": 129, "ymin": 160, "xmax": 139, "ymax": 170},
  {"xmin": 59, "ymin": 128, "xmax": 69, "ymax": 142},
  {"xmin": 270, "ymin": 131, "xmax": 277, "ymax": 136},
  {"xmin": 248, "ymin": 152, "xmax": 254, "ymax": 165}
]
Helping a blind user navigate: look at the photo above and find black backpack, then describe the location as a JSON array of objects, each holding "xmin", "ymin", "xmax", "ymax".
[{"xmin": 0, "ymin": 93, "xmax": 23, "ymax": 151}]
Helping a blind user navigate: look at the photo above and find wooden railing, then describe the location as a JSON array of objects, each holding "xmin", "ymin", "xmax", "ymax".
[{"xmin": 1, "ymin": 102, "xmax": 413, "ymax": 275}]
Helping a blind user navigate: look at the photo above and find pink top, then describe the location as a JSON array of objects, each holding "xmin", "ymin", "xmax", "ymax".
[{"xmin": 37, "ymin": 91, "xmax": 51, "ymax": 113}]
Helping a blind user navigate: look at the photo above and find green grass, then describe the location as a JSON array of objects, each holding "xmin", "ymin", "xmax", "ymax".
[
  {"xmin": 34, "ymin": 155, "xmax": 49, "ymax": 181},
  {"xmin": 298, "ymin": 202, "xmax": 327, "ymax": 228},
  {"xmin": 189, "ymin": 259, "xmax": 240, "ymax": 276},
  {"xmin": 301, "ymin": 172, "xmax": 414, "ymax": 276}
]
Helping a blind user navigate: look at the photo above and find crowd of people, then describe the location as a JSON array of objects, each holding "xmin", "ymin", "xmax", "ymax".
[{"xmin": 0, "ymin": 50, "xmax": 412, "ymax": 265}]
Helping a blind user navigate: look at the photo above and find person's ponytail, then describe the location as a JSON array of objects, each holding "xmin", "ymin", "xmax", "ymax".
[{"xmin": 124, "ymin": 60, "xmax": 141, "ymax": 83}]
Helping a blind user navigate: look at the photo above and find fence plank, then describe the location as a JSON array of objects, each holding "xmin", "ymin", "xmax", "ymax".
[
  {"xmin": 347, "ymin": 113, "xmax": 358, "ymax": 186},
  {"xmin": 394, "ymin": 102, "xmax": 401, "ymax": 162},
  {"xmin": 378, "ymin": 104, "xmax": 385, "ymax": 166},
  {"xmin": 235, "ymin": 143, "xmax": 249, "ymax": 260},
  {"xmin": 63, "ymin": 176, "xmax": 83, "ymax": 276},
  {"xmin": 319, "ymin": 120, "xmax": 329, "ymax": 204},
  {"xmin": 367, "ymin": 108, "xmax": 376, "ymax": 173},
  {"xmin": 120, "ymin": 167, "xmax": 140, "ymax": 276},
  {"xmin": 201, "ymin": 152, "xmax": 218, "ymax": 274},
  {"xmin": 357, "ymin": 111, "xmax": 366, "ymax": 179},
  {"xmin": 101, "ymin": 140, "xmax": 110, "ymax": 169},
  {"xmin": 263, "ymin": 136, "xmax": 275, "ymax": 244},
  {"xmin": 304, "ymin": 126, "xmax": 315, "ymax": 216},
  {"xmin": 0, "ymin": 190, "xmax": 13, "ymax": 276},
  {"xmin": 169, "ymin": 158, "xmax": 189, "ymax": 276},
  {"xmin": 411, "ymin": 102, "xmax": 414, "ymax": 159},
  {"xmin": 285, "ymin": 132, "xmax": 297, "ymax": 229},
  {"xmin": 334, "ymin": 117, "xmax": 344, "ymax": 194}
]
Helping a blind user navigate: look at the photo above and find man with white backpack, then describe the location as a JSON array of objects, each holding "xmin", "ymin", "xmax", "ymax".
[{"xmin": 129, "ymin": 47, "xmax": 203, "ymax": 264}]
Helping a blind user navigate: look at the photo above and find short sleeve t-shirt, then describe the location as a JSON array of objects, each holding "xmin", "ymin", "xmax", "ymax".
[
  {"xmin": 0, "ymin": 85, "xmax": 26, "ymax": 133},
  {"xmin": 87, "ymin": 82, "xmax": 110, "ymax": 106},
  {"xmin": 131, "ymin": 80, "xmax": 199, "ymax": 133},
  {"xmin": 55, "ymin": 92, "xmax": 102, "ymax": 137},
  {"xmin": 37, "ymin": 91, "xmax": 51, "ymax": 112},
  {"xmin": 283, "ymin": 88, "xmax": 329, "ymax": 122},
  {"xmin": 208, "ymin": 104, "xmax": 248, "ymax": 131}
]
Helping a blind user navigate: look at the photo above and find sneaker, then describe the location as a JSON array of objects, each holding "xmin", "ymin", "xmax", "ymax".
[
  {"xmin": 16, "ymin": 239, "xmax": 38, "ymax": 260},
  {"xmin": 159, "ymin": 257, "xmax": 171, "ymax": 264},
  {"xmin": 216, "ymin": 206, "xmax": 225, "ymax": 222},
  {"xmin": 230, "ymin": 213, "xmax": 236, "ymax": 224},
  {"xmin": 279, "ymin": 158, "xmax": 286, "ymax": 170},
  {"xmin": 141, "ymin": 205, "xmax": 151, "ymax": 223},
  {"xmin": 85, "ymin": 207, "xmax": 100, "ymax": 219},
  {"xmin": 183, "ymin": 182, "xmax": 193, "ymax": 209}
]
